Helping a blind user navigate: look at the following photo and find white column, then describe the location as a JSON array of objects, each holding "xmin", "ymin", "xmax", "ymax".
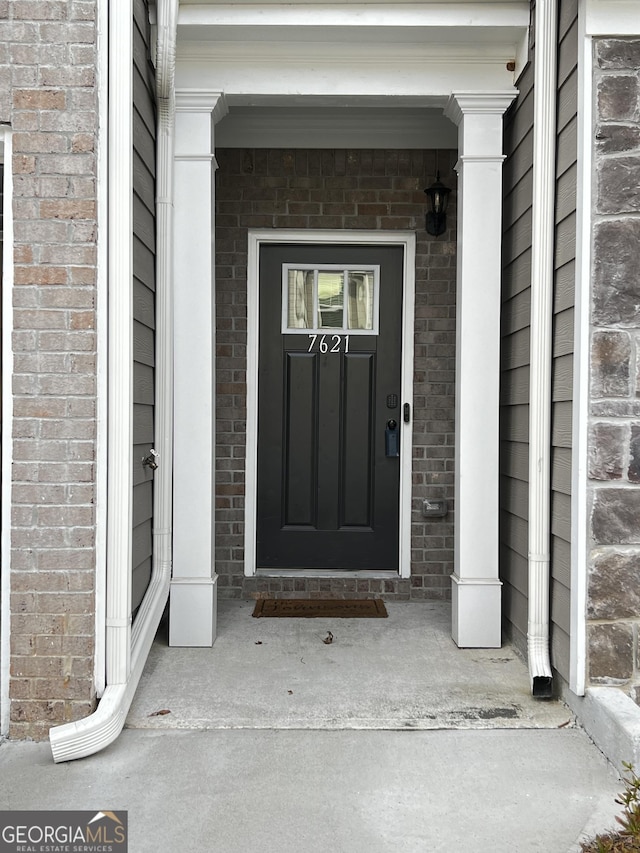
[
  {"xmin": 444, "ymin": 91, "xmax": 516, "ymax": 648},
  {"xmin": 170, "ymin": 92, "xmax": 227, "ymax": 646}
]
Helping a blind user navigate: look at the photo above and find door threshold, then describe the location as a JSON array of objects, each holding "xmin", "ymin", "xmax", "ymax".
[{"xmin": 254, "ymin": 569, "xmax": 399, "ymax": 579}]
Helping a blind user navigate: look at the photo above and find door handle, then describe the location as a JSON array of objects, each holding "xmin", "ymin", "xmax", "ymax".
[{"xmin": 385, "ymin": 419, "xmax": 399, "ymax": 457}]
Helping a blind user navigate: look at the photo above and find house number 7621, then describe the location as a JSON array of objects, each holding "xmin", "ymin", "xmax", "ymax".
[{"xmin": 307, "ymin": 334, "xmax": 350, "ymax": 353}]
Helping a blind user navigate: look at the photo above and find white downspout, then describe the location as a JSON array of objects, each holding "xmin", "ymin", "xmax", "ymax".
[
  {"xmin": 50, "ymin": 0, "xmax": 178, "ymax": 761},
  {"xmin": 527, "ymin": 0, "xmax": 558, "ymax": 698}
]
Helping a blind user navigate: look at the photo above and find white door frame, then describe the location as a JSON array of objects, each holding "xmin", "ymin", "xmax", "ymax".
[{"xmin": 244, "ymin": 229, "xmax": 416, "ymax": 579}]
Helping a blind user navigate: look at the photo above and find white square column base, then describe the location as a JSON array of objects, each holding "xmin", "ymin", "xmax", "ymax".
[
  {"xmin": 451, "ymin": 574, "xmax": 502, "ymax": 648},
  {"xmin": 169, "ymin": 576, "xmax": 218, "ymax": 647}
]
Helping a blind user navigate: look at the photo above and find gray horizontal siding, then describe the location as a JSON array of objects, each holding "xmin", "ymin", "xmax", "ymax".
[
  {"xmin": 552, "ymin": 0, "xmax": 578, "ymax": 681},
  {"xmin": 500, "ymin": 0, "xmax": 578, "ymax": 682},
  {"xmin": 500, "ymin": 39, "xmax": 532, "ymax": 652},
  {"xmin": 131, "ymin": 0, "xmax": 156, "ymax": 616}
]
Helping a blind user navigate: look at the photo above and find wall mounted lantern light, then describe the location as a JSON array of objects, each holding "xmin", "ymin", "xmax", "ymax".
[{"xmin": 424, "ymin": 172, "xmax": 451, "ymax": 237}]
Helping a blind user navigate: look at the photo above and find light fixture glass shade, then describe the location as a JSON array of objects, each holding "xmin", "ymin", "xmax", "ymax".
[{"xmin": 424, "ymin": 172, "xmax": 451, "ymax": 237}]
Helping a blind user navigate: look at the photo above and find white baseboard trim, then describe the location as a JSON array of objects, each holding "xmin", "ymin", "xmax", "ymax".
[
  {"xmin": 169, "ymin": 576, "xmax": 218, "ymax": 647},
  {"xmin": 451, "ymin": 574, "xmax": 502, "ymax": 648}
]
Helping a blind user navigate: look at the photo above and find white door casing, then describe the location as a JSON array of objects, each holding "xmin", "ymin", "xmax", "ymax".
[{"xmin": 245, "ymin": 230, "xmax": 416, "ymax": 580}]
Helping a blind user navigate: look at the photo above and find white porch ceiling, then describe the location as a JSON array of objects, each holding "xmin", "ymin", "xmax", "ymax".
[
  {"xmin": 216, "ymin": 105, "xmax": 458, "ymax": 149},
  {"xmin": 170, "ymin": 1, "xmax": 528, "ymax": 148}
]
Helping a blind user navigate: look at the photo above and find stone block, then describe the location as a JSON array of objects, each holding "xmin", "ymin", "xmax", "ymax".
[
  {"xmin": 596, "ymin": 39, "xmax": 640, "ymax": 70},
  {"xmin": 593, "ymin": 220, "xmax": 640, "ymax": 326},
  {"xmin": 588, "ymin": 551, "xmax": 640, "ymax": 619},
  {"xmin": 629, "ymin": 424, "xmax": 640, "ymax": 482},
  {"xmin": 590, "ymin": 330, "xmax": 631, "ymax": 397},
  {"xmin": 597, "ymin": 75, "xmax": 639, "ymax": 122},
  {"xmin": 592, "ymin": 400, "xmax": 640, "ymax": 417},
  {"xmin": 589, "ymin": 623, "xmax": 634, "ymax": 682},
  {"xmin": 596, "ymin": 124, "xmax": 640, "ymax": 155},
  {"xmin": 597, "ymin": 157, "xmax": 640, "ymax": 215},
  {"xmin": 592, "ymin": 488, "xmax": 640, "ymax": 545},
  {"xmin": 589, "ymin": 422, "xmax": 625, "ymax": 480}
]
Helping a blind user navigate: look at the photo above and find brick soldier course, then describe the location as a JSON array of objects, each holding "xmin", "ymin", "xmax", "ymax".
[
  {"xmin": 2, "ymin": 2, "xmax": 99, "ymax": 739},
  {"xmin": 214, "ymin": 148, "xmax": 457, "ymax": 602}
]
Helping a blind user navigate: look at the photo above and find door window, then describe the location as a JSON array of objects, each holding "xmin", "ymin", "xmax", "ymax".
[{"xmin": 282, "ymin": 264, "xmax": 379, "ymax": 334}]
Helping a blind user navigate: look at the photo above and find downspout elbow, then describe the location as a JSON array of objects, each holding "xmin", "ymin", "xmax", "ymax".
[
  {"xmin": 50, "ymin": 683, "xmax": 128, "ymax": 763},
  {"xmin": 528, "ymin": 552, "xmax": 553, "ymax": 698}
]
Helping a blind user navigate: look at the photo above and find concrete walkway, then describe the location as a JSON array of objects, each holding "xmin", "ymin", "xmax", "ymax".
[
  {"xmin": 0, "ymin": 728, "xmax": 622, "ymax": 852},
  {"xmin": 0, "ymin": 601, "xmax": 625, "ymax": 852}
]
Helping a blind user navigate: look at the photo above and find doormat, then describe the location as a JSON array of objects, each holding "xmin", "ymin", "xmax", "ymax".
[{"xmin": 252, "ymin": 598, "xmax": 388, "ymax": 618}]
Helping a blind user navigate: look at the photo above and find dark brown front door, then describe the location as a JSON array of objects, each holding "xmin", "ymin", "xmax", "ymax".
[{"xmin": 257, "ymin": 242, "xmax": 404, "ymax": 570}]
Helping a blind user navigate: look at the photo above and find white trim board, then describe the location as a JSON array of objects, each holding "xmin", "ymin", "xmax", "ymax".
[
  {"xmin": 0, "ymin": 129, "xmax": 14, "ymax": 738},
  {"xmin": 93, "ymin": 0, "xmax": 109, "ymax": 700},
  {"xmin": 245, "ymin": 229, "xmax": 416, "ymax": 580},
  {"xmin": 569, "ymin": 12, "xmax": 593, "ymax": 698},
  {"xmin": 585, "ymin": 0, "xmax": 639, "ymax": 35}
]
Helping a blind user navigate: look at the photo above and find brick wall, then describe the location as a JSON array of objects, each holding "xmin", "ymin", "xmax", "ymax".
[
  {"xmin": 215, "ymin": 148, "xmax": 456, "ymax": 601},
  {"xmin": 588, "ymin": 39, "xmax": 640, "ymax": 698},
  {"xmin": 2, "ymin": 2, "xmax": 98, "ymax": 738}
]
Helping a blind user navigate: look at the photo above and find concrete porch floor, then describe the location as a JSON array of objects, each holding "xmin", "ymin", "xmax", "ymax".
[
  {"xmin": 1, "ymin": 601, "xmax": 625, "ymax": 852},
  {"xmin": 126, "ymin": 600, "xmax": 573, "ymax": 730}
]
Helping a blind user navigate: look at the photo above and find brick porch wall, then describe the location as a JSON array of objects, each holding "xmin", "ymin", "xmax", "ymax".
[
  {"xmin": 214, "ymin": 148, "xmax": 456, "ymax": 601},
  {"xmin": 1, "ymin": 3, "xmax": 98, "ymax": 738},
  {"xmin": 588, "ymin": 39, "xmax": 640, "ymax": 699}
]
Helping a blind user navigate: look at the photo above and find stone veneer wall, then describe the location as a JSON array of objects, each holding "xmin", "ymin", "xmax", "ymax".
[
  {"xmin": 214, "ymin": 148, "xmax": 457, "ymax": 601},
  {"xmin": 1, "ymin": 2, "xmax": 99, "ymax": 738},
  {"xmin": 588, "ymin": 39, "xmax": 640, "ymax": 699}
]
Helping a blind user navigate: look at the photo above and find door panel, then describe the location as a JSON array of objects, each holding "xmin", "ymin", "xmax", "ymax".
[
  {"xmin": 257, "ymin": 243, "xmax": 403, "ymax": 571},
  {"xmin": 284, "ymin": 352, "xmax": 317, "ymax": 526},
  {"xmin": 341, "ymin": 353, "xmax": 374, "ymax": 528}
]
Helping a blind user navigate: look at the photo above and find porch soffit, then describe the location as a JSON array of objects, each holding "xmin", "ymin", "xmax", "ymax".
[
  {"xmin": 215, "ymin": 105, "xmax": 459, "ymax": 149},
  {"xmin": 172, "ymin": 1, "xmax": 529, "ymax": 96},
  {"xmin": 169, "ymin": 3, "xmax": 524, "ymax": 148}
]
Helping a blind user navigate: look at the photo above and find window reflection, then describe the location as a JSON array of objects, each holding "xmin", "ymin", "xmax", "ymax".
[
  {"xmin": 284, "ymin": 265, "xmax": 378, "ymax": 334},
  {"xmin": 318, "ymin": 271, "xmax": 344, "ymax": 328},
  {"xmin": 347, "ymin": 271, "xmax": 374, "ymax": 330},
  {"xmin": 287, "ymin": 269, "xmax": 314, "ymax": 329}
]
